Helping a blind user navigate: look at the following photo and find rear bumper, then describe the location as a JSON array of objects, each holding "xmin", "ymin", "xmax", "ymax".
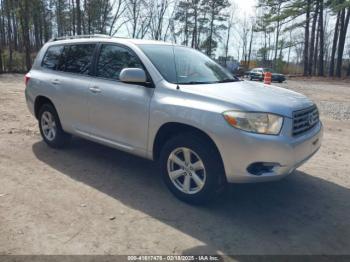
[{"xmin": 213, "ymin": 119, "xmax": 323, "ymax": 183}]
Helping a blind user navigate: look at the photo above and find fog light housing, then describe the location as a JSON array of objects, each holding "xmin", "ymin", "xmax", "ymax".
[{"xmin": 247, "ymin": 162, "xmax": 280, "ymax": 176}]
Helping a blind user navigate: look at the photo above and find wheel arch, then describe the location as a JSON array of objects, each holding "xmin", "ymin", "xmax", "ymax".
[
  {"xmin": 152, "ymin": 122, "xmax": 224, "ymax": 165},
  {"xmin": 34, "ymin": 95, "xmax": 56, "ymax": 119}
]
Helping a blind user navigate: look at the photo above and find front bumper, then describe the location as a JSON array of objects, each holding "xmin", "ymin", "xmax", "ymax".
[{"xmin": 212, "ymin": 119, "xmax": 323, "ymax": 183}]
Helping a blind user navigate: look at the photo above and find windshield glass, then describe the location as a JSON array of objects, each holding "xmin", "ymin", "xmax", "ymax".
[{"xmin": 138, "ymin": 44, "xmax": 237, "ymax": 84}]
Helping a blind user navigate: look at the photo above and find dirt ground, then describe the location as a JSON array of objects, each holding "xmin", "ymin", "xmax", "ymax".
[{"xmin": 0, "ymin": 74, "xmax": 349, "ymax": 255}]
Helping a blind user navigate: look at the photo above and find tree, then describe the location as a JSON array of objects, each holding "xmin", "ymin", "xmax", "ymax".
[
  {"xmin": 308, "ymin": 0, "xmax": 319, "ymax": 76},
  {"xmin": 303, "ymin": 0, "xmax": 311, "ymax": 76},
  {"xmin": 76, "ymin": 0, "xmax": 82, "ymax": 34},
  {"xmin": 204, "ymin": 0, "xmax": 230, "ymax": 57},
  {"xmin": 318, "ymin": 0, "xmax": 324, "ymax": 76},
  {"xmin": 19, "ymin": 0, "xmax": 31, "ymax": 71},
  {"xmin": 149, "ymin": 0, "xmax": 170, "ymax": 40},
  {"xmin": 329, "ymin": 11, "xmax": 340, "ymax": 77},
  {"xmin": 224, "ymin": 8, "xmax": 235, "ymax": 66},
  {"xmin": 336, "ymin": 6, "xmax": 350, "ymax": 77}
]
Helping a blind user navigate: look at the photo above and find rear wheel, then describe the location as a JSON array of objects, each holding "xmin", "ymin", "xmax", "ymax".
[
  {"xmin": 159, "ymin": 133, "xmax": 226, "ymax": 204},
  {"xmin": 38, "ymin": 104, "xmax": 71, "ymax": 148}
]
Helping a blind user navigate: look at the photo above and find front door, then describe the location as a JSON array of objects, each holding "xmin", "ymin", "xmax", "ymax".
[{"xmin": 87, "ymin": 44, "xmax": 153, "ymax": 153}]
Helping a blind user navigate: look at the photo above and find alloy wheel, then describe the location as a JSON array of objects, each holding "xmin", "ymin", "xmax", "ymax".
[
  {"xmin": 41, "ymin": 111, "xmax": 57, "ymax": 141},
  {"xmin": 167, "ymin": 147, "xmax": 206, "ymax": 194}
]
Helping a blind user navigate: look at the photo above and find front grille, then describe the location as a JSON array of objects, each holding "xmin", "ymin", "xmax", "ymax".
[{"xmin": 292, "ymin": 105, "xmax": 319, "ymax": 136}]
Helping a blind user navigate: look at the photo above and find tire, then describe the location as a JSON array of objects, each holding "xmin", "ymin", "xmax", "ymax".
[
  {"xmin": 159, "ymin": 133, "xmax": 226, "ymax": 204},
  {"xmin": 38, "ymin": 103, "xmax": 71, "ymax": 148},
  {"xmin": 249, "ymin": 76, "xmax": 253, "ymax": 81}
]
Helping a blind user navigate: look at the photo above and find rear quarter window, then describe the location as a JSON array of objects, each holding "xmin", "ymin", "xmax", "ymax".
[{"xmin": 42, "ymin": 45, "xmax": 64, "ymax": 70}]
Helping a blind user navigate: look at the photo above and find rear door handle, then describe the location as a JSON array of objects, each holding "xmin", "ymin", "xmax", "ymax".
[
  {"xmin": 89, "ymin": 86, "xmax": 101, "ymax": 93},
  {"xmin": 51, "ymin": 79, "xmax": 60, "ymax": 85}
]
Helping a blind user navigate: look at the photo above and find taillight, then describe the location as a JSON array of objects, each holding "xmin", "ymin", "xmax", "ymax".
[{"xmin": 24, "ymin": 73, "xmax": 31, "ymax": 86}]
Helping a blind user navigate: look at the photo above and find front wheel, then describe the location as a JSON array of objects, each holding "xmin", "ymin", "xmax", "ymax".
[{"xmin": 159, "ymin": 133, "xmax": 226, "ymax": 204}]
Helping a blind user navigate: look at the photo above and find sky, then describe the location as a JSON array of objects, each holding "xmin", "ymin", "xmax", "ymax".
[{"xmin": 231, "ymin": 0, "xmax": 257, "ymax": 18}]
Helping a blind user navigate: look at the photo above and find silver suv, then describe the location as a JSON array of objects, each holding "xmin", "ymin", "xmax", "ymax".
[{"xmin": 25, "ymin": 36, "xmax": 323, "ymax": 204}]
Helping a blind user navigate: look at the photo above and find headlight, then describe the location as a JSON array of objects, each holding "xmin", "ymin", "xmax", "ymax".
[{"xmin": 223, "ymin": 111, "xmax": 283, "ymax": 135}]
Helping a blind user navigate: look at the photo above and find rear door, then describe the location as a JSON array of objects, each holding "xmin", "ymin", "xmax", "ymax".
[
  {"xmin": 87, "ymin": 43, "xmax": 154, "ymax": 153},
  {"xmin": 52, "ymin": 43, "xmax": 96, "ymax": 133}
]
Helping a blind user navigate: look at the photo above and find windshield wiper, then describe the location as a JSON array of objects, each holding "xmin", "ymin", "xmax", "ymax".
[
  {"xmin": 177, "ymin": 81, "xmax": 216, "ymax": 85},
  {"xmin": 217, "ymin": 78, "xmax": 239, "ymax": 83}
]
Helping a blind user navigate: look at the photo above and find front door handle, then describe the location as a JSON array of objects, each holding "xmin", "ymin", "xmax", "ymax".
[{"xmin": 89, "ymin": 86, "xmax": 101, "ymax": 93}]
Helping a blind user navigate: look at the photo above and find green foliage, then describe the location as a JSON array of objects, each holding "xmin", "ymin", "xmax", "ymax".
[
  {"xmin": 199, "ymin": 36, "xmax": 218, "ymax": 53},
  {"xmin": 174, "ymin": 0, "xmax": 229, "ymax": 55}
]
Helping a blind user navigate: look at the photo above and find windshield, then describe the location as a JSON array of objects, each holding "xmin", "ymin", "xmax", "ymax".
[{"xmin": 138, "ymin": 44, "xmax": 237, "ymax": 84}]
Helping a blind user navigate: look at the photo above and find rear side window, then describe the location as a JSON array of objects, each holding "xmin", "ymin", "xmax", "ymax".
[
  {"xmin": 42, "ymin": 45, "xmax": 64, "ymax": 70},
  {"xmin": 96, "ymin": 44, "xmax": 142, "ymax": 80},
  {"xmin": 62, "ymin": 44, "xmax": 96, "ymax": 75}
]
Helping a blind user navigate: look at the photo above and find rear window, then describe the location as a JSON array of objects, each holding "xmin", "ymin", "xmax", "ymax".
[
  {"xmin": 62, "ymin": 44, "xmax": 96, "ymax": 75},
  {"xmin": 42, "ymin": 45, "xmax": 64, "ymax": 70}
]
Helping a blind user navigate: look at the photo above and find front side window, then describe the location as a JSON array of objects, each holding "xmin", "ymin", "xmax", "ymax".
[
  {"xmin": 138, "ymin": 44, "xmax": 237, "ymax": 84},
  {"xmin": 96, "ymin": 44, "xmax": 143, "ymax": 80},
  {"xmin": 42, "ymin": 45, "xmax": 64, "ymax": 70},
  {"xmin": 62, "ymin": 44, "xmax": 96, "ymax": 74}
]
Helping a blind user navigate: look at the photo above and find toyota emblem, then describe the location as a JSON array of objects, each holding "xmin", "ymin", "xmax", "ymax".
[{"xmin": 308, "ymin": 113, "xmax": 314, "ymax": 126}]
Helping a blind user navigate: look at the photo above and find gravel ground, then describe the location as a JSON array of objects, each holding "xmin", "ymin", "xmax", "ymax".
[
  {"xmin": 275, "ymin": 79, "xmax": 350, "ymax": 121},
  {"xmin": 0, "ymin": 74, "xmax": 349, "ymax": 255}
]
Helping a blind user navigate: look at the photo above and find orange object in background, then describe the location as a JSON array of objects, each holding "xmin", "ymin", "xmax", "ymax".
[{"xmin": 264, "ymin": 71, "xmax": 272, "ymax": 85}]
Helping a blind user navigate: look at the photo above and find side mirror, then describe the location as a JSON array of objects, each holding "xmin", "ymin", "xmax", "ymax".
[{"xmin": 119, "ymin": 68, "xmax": 147, "ymax": 84}]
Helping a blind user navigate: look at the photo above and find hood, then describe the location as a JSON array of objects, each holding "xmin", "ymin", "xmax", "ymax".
[{"xmin": 179, "ymin": 80, "xmax": 314, "ymax": 118}]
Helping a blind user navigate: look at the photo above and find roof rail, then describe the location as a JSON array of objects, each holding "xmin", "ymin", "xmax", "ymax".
[{"xmin": 49, "ymin": 34, "xmax": 119, "ymax": 42}]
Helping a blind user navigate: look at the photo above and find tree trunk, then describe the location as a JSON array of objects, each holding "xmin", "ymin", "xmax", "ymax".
[
  {"xmin": 71, "ymin": 0, "xmax": 75, "ymax": 35},
  {"xmin": 309, "ymin": 1, "xmax": 319, "ymax": 76},
  {"xmin": 11, "ymin": 7, "xmax": 18, "ymax": 51},
  {"xmin": 273, "ymin": 3, "xmax": 281, "ymax": 70},
  {"xmin": 5, "ymin": 0, "xmax": 13, "ymax": 72},
  {"xmin": 184, "ymin": 8, "xmax": 188, "ymax": 46},
  {"xmin": 313, "ymin": 20, "xmax": 319, "ymax": 75},
  {"xmin": 318, "ymin": 0, "xmax": 324, "ymax": 76},
  {"xmin": 303, "ymin": 0, "xmax": 311, "ymax": 76},
  {"xmin": 224, "ymin": 23, "xmax": 231, "ymax": 66},
  {"xmin": 208, "ymin": 8, "xmax": 215, "ymax": 57},
  {"xmin": 329, "ymin": 11, "xmax": 340, "ymax": 77},
  {"xmin": 0, "ymin": 46, "xmax": 3, "ymax": 74},
  {"xmin": 20, "ymin": 0, "xmax": 31, "ymax": 71},
  {"xmin": 336, "ymin": 7, "xmax": 350, "ymax": 78},
  {"xmin": 191, "ymin": 1, "xmax": 198, "ymax": 49},
  {"xmin": 247, "ymin": 26, "xmax": 254, "ymax": 68}
]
